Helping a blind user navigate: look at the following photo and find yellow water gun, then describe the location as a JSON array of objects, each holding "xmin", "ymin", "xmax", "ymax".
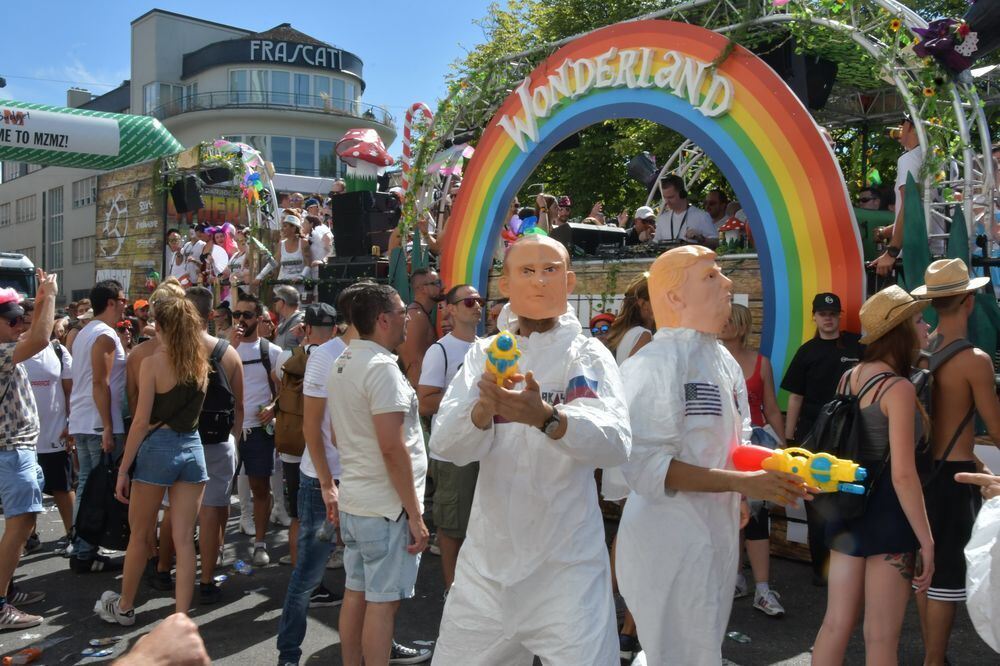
[
  {"xmin": 485, "ymin": 331, "xmax": 521, "ymax": 386},
  {"xmin": 732, "ymin": 445, "xmax": 867, "ymax": 494}
]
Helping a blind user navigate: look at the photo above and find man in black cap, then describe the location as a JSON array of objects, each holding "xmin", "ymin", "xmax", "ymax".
[
  {"xmin": 780, "ymin": 292, "xmax": 864, "ymax": 585},
  {"xmin": 0, "ymin": 269, "xmax": 59, "ymax": 629}
]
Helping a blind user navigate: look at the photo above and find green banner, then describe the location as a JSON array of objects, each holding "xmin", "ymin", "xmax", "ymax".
[{"xmin": 0, "ymin": 99, "xmax": 182, "ymax": 170}]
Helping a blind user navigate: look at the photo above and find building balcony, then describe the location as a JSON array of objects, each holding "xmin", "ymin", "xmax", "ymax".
[{"xmin": 148, "ymin": 92, "xmax": 395, "ymax": 129}]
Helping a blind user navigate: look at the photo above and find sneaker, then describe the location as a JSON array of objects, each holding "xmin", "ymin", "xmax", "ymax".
[
  {"xmin": 619, "ymin": 634, "xmax": 640, "ymax": 660},
  {"xmin": 54, "ymin": 539, "xmax": 75, "ymax": 558},
  {"xmin": 279, "ymin": 554, "xmax": 293, "ymax": 565},
  {"xmin": 147, "ymin": 570, "xmax": 174, "ymax": 592},
  {"xmin": 753, "ymin": 589, "xmax": 785, "ymax": 617},
  {"xmin": 389, "ymin": 640, "xmax": 432, "ymax": 664},
  {"xmin": 0, "ymin": 603, "xmax": 42, "ymax": 631},
  {"xmin": 199, "ymin": 582, "xmax": 222, "ymax": 605},
  {"xmin": 326, "ymin": 548, "xmax": 344, "ymax": 570},
  {"xmin": 252, "ymin": 545, "xmax": 270, "ymax": 566},
  {"xmin": 94, "ymin": 591, "xmax": 136, "ymax": 627},
  {"xmin": 22, "ymin": 533, "xmax": 41, "ymax": 555},
  {"xmin": 7, "ymin": 590, "xmax": 45, "ymax": 606},
  {"xmin": 734, "ymin": 572, "xmax": 749, "ymax": 599},
  {"xmin": 72, "ymin": 554, "xmax": 122, "ymax": 574},
  {"xmin": 308, "ymin": 585, "xmax": 343, "ymax": 608},
  {"xmin": 240, "ymin": 513, "xmax": 256, "ymax": 536},
  {"xmin": 427, "ymin": 534, "xmax": 440, "ymax": 556},
  {"xmin": 270, "ymin": 509, "xmax": 292, "ymax": 527}
]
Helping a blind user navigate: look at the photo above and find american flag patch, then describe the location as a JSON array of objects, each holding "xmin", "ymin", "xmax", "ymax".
[
  {"xmin": 565, "ymin": 374, "xmax": 599, "ymax": 403},
  {"xmin": 684, "ymin": 382, "xmax": 723, "ymax": 416}
]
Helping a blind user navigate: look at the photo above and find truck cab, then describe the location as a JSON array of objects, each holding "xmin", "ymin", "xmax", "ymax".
[{"xmin": 0, "ymin": 253, "xmax": 37, "ymax": 299}]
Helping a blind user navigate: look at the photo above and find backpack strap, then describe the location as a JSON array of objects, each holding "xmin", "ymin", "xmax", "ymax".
[
  {"xmin": 853, "ymin": 370, "xmax": 896, "ymax": 400},
  {"xmin": 922, "ymin": 406, "xmax": 977, "ymax": 487},
  {"xmin": 432, "ymin": 341, "xmax": 447, "ymax": 382},
  {"xmin": 51, "ymin": 340, "xmax": 63, "ymax": 375},
  {"xmin": 259, "ymin": 338, "xmax": 275, "ymax": 398},
  {"xmin": 927, "ymin": 339, "xmax": 973, "ymax": 373},
  {"xmin": 209, "ymin": 339, "xmax": 233, "ymax": 397}
]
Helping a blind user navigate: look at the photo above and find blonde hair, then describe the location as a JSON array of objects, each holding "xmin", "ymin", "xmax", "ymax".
[
  {"xmin": 728, "ymin": 303, "xmax": 753, "ymax": 348},
  {"xmin": 153, "ymin": 296, "xmax": 208, "ymax": 387}
]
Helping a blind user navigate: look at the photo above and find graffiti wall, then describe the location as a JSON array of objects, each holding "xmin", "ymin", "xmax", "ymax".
[{"xmin": 95, "ymin": 159, "xmax": 164, "ymax": 299}]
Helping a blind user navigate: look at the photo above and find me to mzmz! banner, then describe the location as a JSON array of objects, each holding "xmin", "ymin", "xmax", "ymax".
[
  {"xmin": 0, "ymin": 100, "xmax": 182, "ymax": 170},
  {"xmin": 95, "ymin": 160, "xmax": 165, "ymax": 299}
]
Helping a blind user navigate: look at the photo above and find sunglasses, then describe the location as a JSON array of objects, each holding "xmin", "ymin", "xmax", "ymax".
[
  {"xmin": 591, "ymin": 324, "xmax": 610, "ymax": 335},
  {"xmin": 450, "ymin": 297, "xmax": 485, "ymax": 308},
  {"xmin": 423, "ymin": 280, "xmax": 442, "ymax": 288},
  {"xmin": 858, "ymin": 196, "xmax": 876, "ymax": 204},
  {"xmin": 116, "ymin": 297, "xmax": 128, "ymax": 304},
  {"xmin": 2, "ymin": 315, "xmax": 24, "ymax": 327},
  {"xmin": 233, "ymin": 311, "xmax": 257, "ymax": 320}
]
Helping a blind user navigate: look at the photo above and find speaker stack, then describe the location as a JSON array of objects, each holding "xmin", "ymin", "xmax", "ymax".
[
  {"xmin": 317, "ymin": 256, "xmax": 389, "ymax": 305},
  {"xmin": 170, "ymin": 175, "xmax": 204, "ymax": 214},
  {"xmin": 329, "ymin": 191, "xmax": 401, "ymax": 257}
]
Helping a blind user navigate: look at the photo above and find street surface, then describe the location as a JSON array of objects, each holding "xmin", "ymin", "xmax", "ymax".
[{"xmin": 1, "ymin": 498, "xmax": 995, "ymax": 665}]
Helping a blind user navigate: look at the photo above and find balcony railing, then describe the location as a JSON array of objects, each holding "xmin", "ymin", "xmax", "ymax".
[{"xmin": 148, "ymin": 92, "xmax": 395, "ymax": 128}]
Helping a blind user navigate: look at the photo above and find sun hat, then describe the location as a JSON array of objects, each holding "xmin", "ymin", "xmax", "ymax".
[
  {"xmin": 910, "ymin": 258, "xmax": 990, "ymax": 298},
  {"xmin": 859, "ymin": 285, "xmax": 929, "ymax": 344},
  {"xmin": 281, "ymin": 212, "xmax": 302, "ymax": 228}
]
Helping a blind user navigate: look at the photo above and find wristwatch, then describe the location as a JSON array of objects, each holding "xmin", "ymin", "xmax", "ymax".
[
  {"xmin": 887, "ymin": 245, "xmax": 901, "ymax": 258},
  {"xmin": 538, "ymin": 403, "xmax": 561, "ymax": 436}
]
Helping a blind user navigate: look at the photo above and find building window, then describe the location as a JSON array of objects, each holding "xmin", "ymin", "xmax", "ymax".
[
  {"xmin": 14, "ymin": 247, "xmax": 35, "ymax": 263},
  {"xmin": 72, "ymin": 236, "xmax": 95, "ymax": 264},
  {"xmin": 0, "ymin": 203, "xmax": 10, "ymax": 227},
  {"xmin": 271, "ymin": 71, "xmax": 290, "ymax": 105},
  {"xmin": 182, "ymin": 83, "xmax": 198, "ymax": 111},
  {"xmin": 318, "ymin": 140, "xmax": 337, "ymax": 178},
  {"xmin": 15, "ymin": 195, "xmax": 36, "ymax": 223},
  {"xmin": 48, "ymin": 187, "xmax": 64, "ymax": 270},
  {"xmin": 295, "ymin": 74, "xmax": 311, "ymax": 107},
  {"xmin": 144, "ymin": 82, "xmax": 182, "ymax": 114},
  {"xmin": 294, "ymin": 138, "xmax": 316, "ymax": 176},
  {"xmin": 271, "ymin": 136, "xmax": 292, "ymax": 173},
  {"xmin": 71, "ymin": 288, "xmax": 91, "ymax": 301},
  {"xmin": 72, "ymin": 176, "xmax": 97, "ymax": 208}
]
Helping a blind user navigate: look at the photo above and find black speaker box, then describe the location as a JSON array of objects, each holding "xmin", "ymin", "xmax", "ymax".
[
  {"xmin": 550, "ymin": 223, "xmax": 627, "ymax": 256},
  {"xmin": 329, "ymin": 192, "xmax": 401, "ymax": 257},
  {"xmin": 758, "ymin": 41, "xmax": 838, "ymax": 111},
  {"xmin": 316, "ymin": 257, "xmax": 390, "ymax": 306},
  {"xmin": 170, "ymin": 175, "xmax": 203, "ymax": 214},
  {"xmin": 199, "ymin": 167, "xmax": 232, "ymax": 185}
]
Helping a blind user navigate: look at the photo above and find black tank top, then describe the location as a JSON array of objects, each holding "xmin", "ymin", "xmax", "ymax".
[{"xmin": 150, "ymin": 381, "xmax": 206, "ymax": 433}]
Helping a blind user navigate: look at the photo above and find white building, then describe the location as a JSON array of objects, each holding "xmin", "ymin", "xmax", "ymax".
[{"xmin": 0, "ymin": 8, "xmax": 396, "ymax": 304}]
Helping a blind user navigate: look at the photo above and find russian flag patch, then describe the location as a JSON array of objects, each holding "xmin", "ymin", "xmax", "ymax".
[{"xmin": 565, "ymin": 374, "xmax": 599, "ymax": 403}]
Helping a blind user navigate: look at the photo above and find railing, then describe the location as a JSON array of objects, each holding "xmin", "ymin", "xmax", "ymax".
[{"xmin": 148, "ymin": 92, "xmax": 395, "ymax": 128}]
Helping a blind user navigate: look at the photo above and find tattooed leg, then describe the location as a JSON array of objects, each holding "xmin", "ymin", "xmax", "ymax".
[{"xmin": 884, "ymin": 551, "xmax": 915, "ymax": 581}]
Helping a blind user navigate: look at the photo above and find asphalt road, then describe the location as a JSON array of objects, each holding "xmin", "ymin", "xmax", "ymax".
[{"xmin": 2, "ymin": 498, "xmax": 996, "ymax": 665}]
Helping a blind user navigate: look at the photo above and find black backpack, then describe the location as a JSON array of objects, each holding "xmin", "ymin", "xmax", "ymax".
[
  {"xmin": 910, "ymin": 338, "xmax": 975, "ymax": 481},
  {"xmin": 199, "ymin": 339, "xmax": 236, "ymax": 444},
  {"xmin": 804, "ymin": 369, "xmax": 895, "ymax": 522}
]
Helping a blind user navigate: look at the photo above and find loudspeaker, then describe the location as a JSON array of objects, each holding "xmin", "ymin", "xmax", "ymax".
[
  {"xmin": 329, "ymin": 192, "xmax": 401, "ymax": 257},
  {"xmin": 199, "ymin": 167, "xmax": 232, "ymax": 185},
  {"xmin": 550, "ymin": 223, "xmax": 627, "ymax": 256},
  {"xmin": 758, "ymin": 41, "xmax": 838, "ymax": 111},
  {"xmin": 627, "ymin": 152, "xmax": 658, "ymax": 191},
  {"xmin": 170, "ymin": 176, "xmax": 203, "ymax": 214},
  {"xmin": 316, "ymin": 257, "xmax": 390, "ymax": 305}
]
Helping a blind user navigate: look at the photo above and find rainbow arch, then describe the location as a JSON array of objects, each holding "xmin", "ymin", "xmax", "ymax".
[{"xmin": 440, "ymin": 20, "xmax": 864, "ymax": 384}]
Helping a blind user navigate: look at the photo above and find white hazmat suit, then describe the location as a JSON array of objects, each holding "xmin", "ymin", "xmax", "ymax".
[
  {"xmin": 616, "ymin": 327, "xmax": 750, "ymax": 665},
  {"xmin": 430, "ymin": 306, "xmax": 631, "ymax": 665}
]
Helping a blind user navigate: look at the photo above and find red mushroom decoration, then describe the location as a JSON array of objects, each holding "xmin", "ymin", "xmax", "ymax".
[
  {"xmin": 336, "ymin": 129, "xmax": 394, "ymax": 192},
  {"xmin": 718, "ymin": 216, "xmax": 746, "ymax": 247}
]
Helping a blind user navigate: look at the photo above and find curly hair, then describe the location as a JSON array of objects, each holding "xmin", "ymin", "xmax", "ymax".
[{"xmin": 152, "ymin": 296, "xmax": 208, "ymax": 387}]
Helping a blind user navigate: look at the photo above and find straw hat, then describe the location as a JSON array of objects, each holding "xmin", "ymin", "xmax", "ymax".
[
  {"xmin": 910, "ymin": 258, "xmax": 989, "ymax": 298},
  {"xmin": 859, "ymin": 285, "xmax": 929, "ymax": 344}
]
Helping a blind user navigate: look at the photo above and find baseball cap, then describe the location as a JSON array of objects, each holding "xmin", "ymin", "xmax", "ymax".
[
  {"xmin": 304, "ymin": 303, "xmax": 337, "ymax": 327},
  {"xmin": 304, "ymin": 198, "xmax": 320, "ymax": 208},
  {"xmin": 133, "ymin": 299, "xmax": 149, "ymax": 310},
  {"xmin": 812, "ymin": 292, "xmax": 842, "ymax": 313},
  {"xmin": 0, "ymin": 288, "xmax": 24, "ymax": 319},
  {"xmin": 634, "ymin": 206, "xmax": 656, "ymax": 220}
]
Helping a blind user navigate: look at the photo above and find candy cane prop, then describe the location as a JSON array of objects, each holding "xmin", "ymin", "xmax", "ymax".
[{"xmin": 400, "ymin": 102, "xmax": 433, "ymax": 196}]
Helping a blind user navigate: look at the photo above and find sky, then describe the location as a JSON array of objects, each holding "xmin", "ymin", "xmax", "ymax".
[{"xmin": 0, "ymin": 0, "xmax": 495, "ymax": 149}]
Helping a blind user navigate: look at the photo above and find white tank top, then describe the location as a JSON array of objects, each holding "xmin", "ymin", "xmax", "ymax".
[
  {"xmin": 68, "ymin": 320, "xmax": 127, "ymax": 435},
  {"xmin": 278, "ymin": 238, "xmax": 305, "ymax": 281}
]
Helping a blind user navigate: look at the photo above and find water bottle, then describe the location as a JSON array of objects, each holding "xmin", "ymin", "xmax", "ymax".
[
  {"xmin": 317, "ymin": 520, "xmax": 337, "ymax": 542},
  {"xmin": 234, "ymin": 559, "xmax": 253, "ymax": 575}
]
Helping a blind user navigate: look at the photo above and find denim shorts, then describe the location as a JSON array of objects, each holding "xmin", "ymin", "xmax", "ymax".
[
  {"xmin": 133, "ymin": 429, "xmax": 209, "ymax": 487},
  {"xmin": 239, "ymin": 427, "xmax": 275, "ymax": 478},
  {"xmin": 0, "ymin": 449, "xmax": 43, "ymax": 517},
  {"xmin": 340, "ymin": 510, "xmax": 420, "ymax": 602}
]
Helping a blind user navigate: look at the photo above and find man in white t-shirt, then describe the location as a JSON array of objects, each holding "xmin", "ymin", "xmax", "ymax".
[
  {"xmin": 68, "ymin": 279, "xmax": 127, "ymax": 574},
  {"xmin": 328, "ymin": 284, "xmax": 429, "ymax": 666},
  {"xmin": 654, "ymin": 175, "xmax": 717, "ymax": 248},
  {"xmin": 21, "ymin": 301, "xmax": 74, "ymax": 546},
  {"xmin": 231, "ymin": 292, "xmax": 283, "ymax": 566},
  {"xmin": 417, "ymin": 283, "xmax": 481, "ymax": 594}
]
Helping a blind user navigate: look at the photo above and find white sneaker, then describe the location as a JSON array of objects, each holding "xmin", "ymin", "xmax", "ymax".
[
  {"xmin": 252, "ymin": 545, "xmax": 270, "ymax": 566},
  {"xmin": 753, "ymin": 588, "xmax": 785, "ymax": 617},
  {"xmin": 94, "ymin": 591, "xmax": 136, "ymax": 626},
  {"xmin": 734, "ymin": 572, "xmax": 749, "ymax": 599},
  {"xmin": 240, "ymin": 513, "xmax": 256, "ymax": 536},
  {"xmin": 326, "ymin": 547, "xmax": 344, "ymax": 570},
  {"xmin": 270, "ymin": 509, "xmax": 292, "ymax": 527}
]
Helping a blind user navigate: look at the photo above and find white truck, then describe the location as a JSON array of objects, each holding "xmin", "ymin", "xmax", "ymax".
[{"xmin": 0, "ymin": 253, "xmax": 36, "ymax": 298}]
